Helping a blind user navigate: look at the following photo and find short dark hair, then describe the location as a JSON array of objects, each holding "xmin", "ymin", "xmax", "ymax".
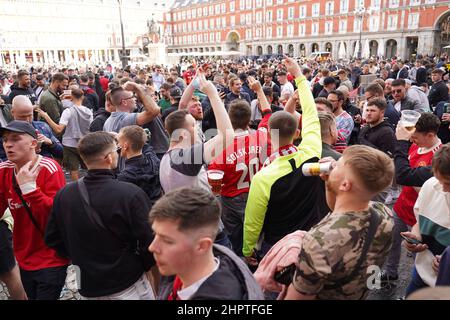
[
  {"xmin": 365, "ymin": 83, "xmax": 384, "ymax": 96},
  {"xmin": 391, "ymin": 79, "xmax": 406, "ymax": 87},
  {"xmin": 51, "ymin": 73, "xmax": 68, "ymax": 83},
  {"xmin": 80, "ymin": 74, "xmax": 89, "ymax": 83},
  {"xmin": 367, "ymin": 98, "xmax": 387, "ymax": 111},
  {"xmin": 415, "ymin": 112, "xmax": 441, "ymax": 134},
  {"xmin": 263, "ymin": 86, "xmax": 273, "ymax": 97},
  {"xmin": 269, "ymin": 111, "xmax": 298, "ymax": 140},
  {"xmin": 315, "ymin": 97, "xmax": 333, "ymax": 112},
  {"xmin": 228, "ymin": 100, "xmax": 251, "ymax": 130},
  {"xmin": 165, "ymin": 110, "xmax": 190, "ymax": 136},
  {"xmin": 78, "ymin": 132, "xmax": 115, "ymax": 163},
  {"xmin": 432, "ymin": 143, "xmax": 450, "ymax": 177},
  {"xmin": 110, "ymin": 87, "xmax": 127, "ymax": 106},
  {"xmin": 328, "ymin": 90, "xmax": 344, "ymax": 101},
  {"xmin": 432, "ymin": 68, "xmax": 445, "ymax": 75},
  {"xmin": 71, "ymin": 88, "xmax": 84, "ymax": 100},
  {"xmin": 119, "ymin": 125, "xmax": 147, "ymax": 152},
  {"xmin": 36, "ymin": 74, "xmax": 44, "ymax": 81},
  {"xmin": 277, "ymin": 71, "xmax": 287, "ymax": 77},
  {"xmin": 264, "ymin": 71, "xmax": 273, "ymax": 78},
  {"xmin": 161, "ymin": 83, "xmax": 173, "ymax": 91},
  {"xmin": 149, "ymin": 187, "xmax": 221, "ymax": 237},
  {"xmin": 17, "ymin": 70, "xmax": 29, "ymax": 79}
]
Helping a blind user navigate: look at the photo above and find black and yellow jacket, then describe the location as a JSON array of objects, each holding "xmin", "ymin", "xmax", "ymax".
[{"xmin": 243, "ymin": 75, "xmax": 322, "ymax": 257}]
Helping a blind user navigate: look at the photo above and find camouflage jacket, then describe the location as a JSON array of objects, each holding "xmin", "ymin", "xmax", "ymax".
[{"xmin": 292, "ymin": 202, "xmax": 393, "ymax": 300}]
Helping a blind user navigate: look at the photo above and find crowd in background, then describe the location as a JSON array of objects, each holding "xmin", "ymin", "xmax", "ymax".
[{"xmin": 0, "ymin": 52, "xmax": 450, "ymax": 300}]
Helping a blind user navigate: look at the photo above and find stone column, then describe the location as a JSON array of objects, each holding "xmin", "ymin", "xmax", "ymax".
[
  {"xmin": 85, "ymin": 49, "xmax": 89, "ymax": 63},
  {"xmin": 53, "ymin": 50, "xmax": 59, "ymax": 63},
  {"xmin": 74, "ymin": 49, "xmax": 79, "ymax": 63},
  {"xmin": 32, "ymin": 50, "xmax": 38, "ymax": 64},
  {"xmin": 114, "ymin": 49, "xmax": 120, "ymax": 62},
  {"xmin": 293, "ymin": 43, "xmax": 300, "ymax": 58},
  {"xmin": 397, "ymin": 37, "xmax": 407, "ymax": 60}
]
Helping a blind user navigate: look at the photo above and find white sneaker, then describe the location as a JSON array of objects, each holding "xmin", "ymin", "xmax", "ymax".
[{"xmin": 385, "ymin": 189, "xmax": 400, "ymax": 205}]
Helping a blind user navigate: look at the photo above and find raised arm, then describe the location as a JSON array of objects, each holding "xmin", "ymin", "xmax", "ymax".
[
  {"xmin": 283, "ymin": 89, "xmax": 301, "ymax": 121},
  {"xmin": 123, "ymin": 82, "xmax": 160, "ymax": 126},
  {"xmin": 283, "ymin": 56, "xmax": 321, "ymax": 159},
  {"xmin": 179, "ymin": 76, "xmax": 197, "ymax": 110},
  {"xmin": 37, "ymin": 108, "xmax": 66, "ymax": 135},
  {"xmin": 199, "ymin": 75, "xmax": 234, "ymax": 164}
]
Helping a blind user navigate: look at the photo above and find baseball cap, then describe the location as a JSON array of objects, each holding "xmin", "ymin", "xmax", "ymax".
[
  {"xmin": 0, "ymin": 74, "xmax": 6, "ymax": 80},
  {"xmin": 169, "ymin": 86, "xmax": 182, "ymax": 99},
  {"xmin": 0, "ymin": 120, "xmax": 38, "ymax": 139}
]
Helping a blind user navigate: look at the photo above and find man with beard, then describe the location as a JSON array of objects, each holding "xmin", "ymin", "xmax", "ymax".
[
  {"xmin": 45, "ymin": 132, "xmax": 156, "ymax": 300},
  {"xmin": 7, "ymin": 70, "xmax": 37, "ymax": 105},
  {"xmin": 282, "ymin": 145, "xmax": 394, "ymax": 300},
  {"xmin": 358, "ymin": 99, "xmax": 396, "ymax": 157},
  {"xmin": 327, "ymin": 90, "xmax": 354, "ymax": 144},
  {"xmin": 39, "ymin": 73, "xmax": 69, "ymax": 125}
]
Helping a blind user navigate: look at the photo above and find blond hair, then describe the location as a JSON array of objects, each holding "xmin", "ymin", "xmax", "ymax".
[{"xmin": 343, "ymin": 145, "xmax": 394, "ymax": 195}]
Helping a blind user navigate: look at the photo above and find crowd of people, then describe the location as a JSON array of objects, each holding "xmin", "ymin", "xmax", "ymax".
[{"xmin": 0, "ymin": 52, "xmax": 449, "ymax": 301}]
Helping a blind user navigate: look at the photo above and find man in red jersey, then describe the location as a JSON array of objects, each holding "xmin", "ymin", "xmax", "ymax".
[
  {"xmin": 0, "ymin": 120, "xmax": 69, "ymax": 300},
  {"xmin": 183, "ymin": 65, "xmax": 195, "ymax": 86},
  {"xmin": 382, "ymin": 113, "xmax": 442, "ymax": 286},
  {"xmin": 208, "ymin": 81, "xmax": 272, "ymax": 255}
]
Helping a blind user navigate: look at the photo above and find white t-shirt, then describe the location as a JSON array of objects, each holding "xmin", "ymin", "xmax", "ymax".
[
  {"xmin": 178, "ymin": 258, "xmax": 220, "ymax": 300},
  {"xmin": 414, "ymin": 177, "xmax": 450, "ymax": 286},
  {"xmin": 280, "ymin": 82, "xmax": 294, "ymax": 96},
  {"xmin": 59, "ymin": 105, "xmax": 93, "ymax": 148}
]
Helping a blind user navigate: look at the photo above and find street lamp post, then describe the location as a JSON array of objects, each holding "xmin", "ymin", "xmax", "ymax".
[
  {"xmin": 117, "ymin": 0, "xmax": 127, "ymax": 69},
  {"xmin": 354, "ymin": 6, "xmax": 366, "ymax": 60}
]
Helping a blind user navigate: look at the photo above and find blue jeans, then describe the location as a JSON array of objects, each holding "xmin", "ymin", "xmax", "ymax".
[{"xmin": 405, "ymin": 266, "xmax": 429, "ymax": 297}]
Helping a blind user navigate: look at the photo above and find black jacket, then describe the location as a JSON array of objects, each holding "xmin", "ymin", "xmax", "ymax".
[
  {"xmin": 159, "ymin": 245, "xmax": 264, "ymax": 300},
  {"xmin": 80, "ymin": 85, "xmax": 100, "ymax": 111},
  {"xmin": 416, "ymin": 67, "xmax": 428, "ymax": 85},
  {"xmin": 428, "ymin": 81, "xmax": 449, "ymax": 109},
  {"xmin": 45, "ymin": 170, "xmax": 155, "ymax": 298},
  {"xmin": 394, "ymin": 140, "xmax": 432, "ymax": 187},
  {"xmin": 358, "ymin": 120, "xmax": 396, "ymax": 157},
  {"xmin": 7, "ymin": 84, "xmax": 37, "ymax": 105},
  {"xmin": 89, "ymin": 108, "xmax": 111, "ymax": 132},
  {"xmin": 117, "ymin": 154, "xmax": 162, "ymax": 206},
  {"xmin": 397, "ymin": 67, "xmax": 409, "ymax": 79}
]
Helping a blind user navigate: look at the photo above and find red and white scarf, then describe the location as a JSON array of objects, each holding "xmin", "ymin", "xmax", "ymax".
[{"xmin": 263, "ymin": 144, "xmax": 298, "ymax": 167}]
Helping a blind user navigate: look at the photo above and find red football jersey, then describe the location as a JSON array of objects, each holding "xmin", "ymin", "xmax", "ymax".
[
  {"xmin": 394, "ymin": 142, "xmax": 442, "ymax": 226},
  {"xmin": 0, "ymin": 156, "xmax": 69, "ymax": 271},
  {"xmin": 208, "ymin": 129, "xmax": 271, "ymax": 197}
]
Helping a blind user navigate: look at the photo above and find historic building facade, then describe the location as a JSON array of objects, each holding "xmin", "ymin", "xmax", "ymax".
[
  {"xmin": 163, "ymin": 0, "xmax": 450, "ymax": 60},
  {"xmin": 0, "ymin": 0, "xmax": 172, "ymax": 66}
]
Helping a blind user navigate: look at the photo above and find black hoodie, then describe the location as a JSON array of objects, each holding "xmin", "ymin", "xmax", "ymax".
[
  {"xmin": 7, "ymin": 84, "xmax": 37, "ymax": 104},
  {"xmin": 358, "ymin": 120, "xmax": 396, "ymax": 157},
  {"xmin": 89, "ymin": 108, "xmax": 111, "ymax": 132}
]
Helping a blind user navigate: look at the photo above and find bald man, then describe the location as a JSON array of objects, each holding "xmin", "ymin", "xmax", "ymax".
[{"xmin": 0, "ymin": 96, "xmax": 62, "ymax": 161}]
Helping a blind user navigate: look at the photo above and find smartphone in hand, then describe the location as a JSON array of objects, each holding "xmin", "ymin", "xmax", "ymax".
[{"xmin": 401, "ymin": 234, "xmax": 422, "ymax": 245}]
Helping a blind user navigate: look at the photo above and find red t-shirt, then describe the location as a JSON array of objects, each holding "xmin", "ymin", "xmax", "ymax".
[
  {"xmin": 0, "ymin": 156, "xmax": 70, "ymax": 271},
  {"xmin": 394, "ymin": 142, "xmax": 442, "ymax": 226},
  {"xmin": 208, "ymin": 130, "xmax": 271, "ymax": 197},
  {"xmin": 183, "ymin": 70, "xmax": 195, "ymax": 85},
  {"xmin": 99, "ymin": 77, "xmax": 109, "ymax": 92}
]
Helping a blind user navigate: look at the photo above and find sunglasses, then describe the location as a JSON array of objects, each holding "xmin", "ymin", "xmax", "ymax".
[
  {"xmin": 104, "ymin": 146, "xmax": 122, "ymax": 159},
  {"xmin": 122, "ymin": 94, "xmax": 136, "ymax": 102},
  {"xmin": 392, "ymin": 89, "xmax": 403, "ymax": 94}
]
